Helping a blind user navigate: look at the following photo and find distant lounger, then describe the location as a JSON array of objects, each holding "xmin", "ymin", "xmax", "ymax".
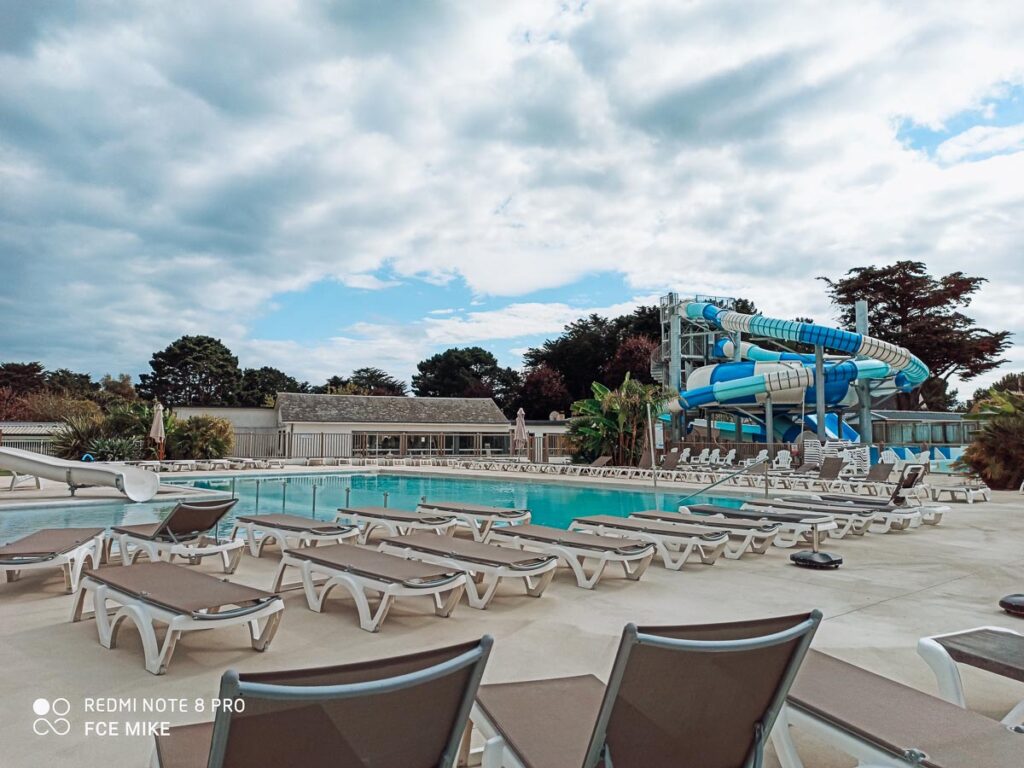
[
  {"xmin": 111, "ymin": 497, "xmax": 244, "ymax": 573},
  {"xmin": 231, "ymin": 513, "xmax": 359, "ymax": 557},
  {"xmin": 378, "ymin": 532, "xmax": 557, "ymax": 609},
  {"xmin": 337, "ymin": 506, "xmax": 458, "ymax": 543},
  {"xmin": 416, "ymin": 500, "xmax": 531, "ymax": 541},
  {"xmin": 569, "ymin": 514, "xmax": 730, "ymax": 569},
  {"xmin": 630, "ymin": 510, "xmax": 780, "ymax": 558},
  {"xmin": 152, "ymin": 637, "xmax": 492, "ymax": 768},
  {"xmin": 272, "ymin": 543, "xmax": 466, "ymax": 632},
  {"xmin": 469, "ymin": 612, "xmax": 820, "ymax": 768},
  {"xmin": 0, "ymin": 527, "xmax": 104, "ymax": 593},
  {"xmin": 72, "ymin": 562, "xmax": 282, "ymax": 675},
  {"xmin": 742, "ymin": 497, "xmax": 910, "ymax": 536},
  {"xmin": 485, "ymin": 524, "xmax": 655, "ymax": 589},
  {"xmin": 773, "ymin": 650, "xmax": 1024, "ymax": 768},
  {"xmin": 682, "ymin": 504, "xmax": 838, "ymax": 548}
]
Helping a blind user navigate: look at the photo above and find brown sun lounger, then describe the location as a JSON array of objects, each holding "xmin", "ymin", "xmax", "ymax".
[
  {"xmin": 470, "ymin": 612, "xmax": 820, "ymax": 768},
  {"xmin": 231, "ymin": 513, "xmax": 358, "ymax": 557},
  {"xmin": 485, "ymin": 524, "xmax": 655, "ymax": 589},
  {"xmin": 631, "ymin": 510, "xmax": 780, "ymax": 558},
  {"xmin": 273, "ymin": 543, "xmax": 467, "ymax": 632},
  {"xmin": 337, "ymin": 505, "xmax": 458, "ymax": 543},
  {"xmin": 0, "ymin": 527, "xmax": 105, "ymax": 593},
  {"xmin": 683, "ymin": 504, "xmax": 837, "ymax": 548},
  {"xmin": 416, "ymin": 500, "xmax": 531, "ymax": 541},
  {"xmin": 112, "ymin": 497, "xmax": 244, "ymax": 573},
  {"xmin": 72, "ymin": 561, "xmax": 283, "ymax": 675},
  {"xmin": 153, "ymin": 637, "xmax": 493, "ymax": 768},
  {"xmin": 745, "ymin": 496, "xmax": 919, "ymax": 535},
  {"xmin": 570, "ymin": 514, "xmax": 730, "ymax": 569},
  {"xmin": 774, "ymin": 650, "xmax": 1024, "ymax": 767},
  {"xmin": 379, "ymin": 532, "xmax": 557, "ymax": 609}
]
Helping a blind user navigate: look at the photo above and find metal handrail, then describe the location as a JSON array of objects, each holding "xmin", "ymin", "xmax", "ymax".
[{"xmin": 677, "ymin": 458, "xmax": 770, "ymax": 505}]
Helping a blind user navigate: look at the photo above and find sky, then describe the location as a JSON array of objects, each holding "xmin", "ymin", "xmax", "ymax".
[{"xmin": 1, "ymin": 1, "xmax": 1023, "ymax": 402}]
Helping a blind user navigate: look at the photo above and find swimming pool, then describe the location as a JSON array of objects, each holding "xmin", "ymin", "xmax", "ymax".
[{"xmin": 0, "ymin": 473, "xmax": 742, "ymax": 542}]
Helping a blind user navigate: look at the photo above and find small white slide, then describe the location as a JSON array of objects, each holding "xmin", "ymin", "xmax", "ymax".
[{"xmin": 0, "ymin": 446, "xmax": 160, "ymax": 502}]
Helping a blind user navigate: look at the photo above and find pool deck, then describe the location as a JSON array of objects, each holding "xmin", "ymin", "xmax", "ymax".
[{"xmin": 1, "ymin": 467, "xmax": 1022, "ymax": 766}]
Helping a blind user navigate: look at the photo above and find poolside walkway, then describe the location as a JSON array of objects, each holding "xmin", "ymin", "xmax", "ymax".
[{"xmin": 0, "ymin": 469, "xmax": 1021, "ymax": 766}]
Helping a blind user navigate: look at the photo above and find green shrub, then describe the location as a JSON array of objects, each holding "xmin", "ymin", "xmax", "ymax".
[
  {"xmin": 959, "ymin": 389, "xmax": 1024, "ymax": 489},
  {"xmin": 167, "ymin": 415, "xmax": 234, "ymax": 459},
  {"xmin": 52, "ymin": 416, "xmax": 105, "ymax": 460},
  {"xmin": 87, "ymin": 436, "xmax": 142, "ymax": 462}
]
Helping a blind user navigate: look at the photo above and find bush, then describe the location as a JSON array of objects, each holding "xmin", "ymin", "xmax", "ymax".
[
  {"xmin": 959, "ymin": 389, "xmax": 1024, "ymax": 489},
  {"xmin": 167, "ymin": 415, "xmax": 234, "ymax": 459},
  {"xmin": 52, "ymin": 416, "xmax": 105, "ymax": 460},
  {"xmin": 87, "ymin": 436, "xmax": 142, "ymax": 462}
]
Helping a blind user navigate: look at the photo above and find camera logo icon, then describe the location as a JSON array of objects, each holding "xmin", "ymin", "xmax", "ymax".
[{"xmin": 32, "ymin": 698, "xmax": 71, "ymax": 736}]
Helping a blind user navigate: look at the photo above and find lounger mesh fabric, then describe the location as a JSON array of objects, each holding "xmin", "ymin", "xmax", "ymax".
[
  {"xmin": 82, "ymin": 562, "xmax": 274, "ymax": 614},
  {"xmin": 790, "ymin": 651, "xmax": 1023, "ymax": 767},
  {"xmin": 286, "ymin": 543, "xmax": 462, "ymax": 583},
  {"xmin": 497, "ymin": 524, "xmax": 650, "ymax": 553},
  {"xmin": 419, "ymin": 501, "xmax": 528, "ymax": 518},
  {"xmin": 381, "ymin": 533, "xmax": 553, "ymax": 568},
  {"xmin": 340, "ymin": 506, "xmax": 452, "ymax": 524},
  {"xmin": 0, "ymin": 528, "xmax": 103, "ymax": 557},
  {"xmin": 600, "ymin": 614, "xmax": 816, "ymax": 767},
  {"xmin": 114, "ymin": 498, "xmax": 238, "ymax": 540},
  {"xmin": 156, "ymin": 640, "xmax": 486, "ymax": 768},
  {"xmin": 234, "ymin": 513, "xmax": 352, "ymax": 534}
]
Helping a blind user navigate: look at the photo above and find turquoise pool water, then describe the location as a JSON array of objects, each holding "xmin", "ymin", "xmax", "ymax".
[{"xmin": 0, "ymin": 473, "xmax": 741, "ymax": 542}]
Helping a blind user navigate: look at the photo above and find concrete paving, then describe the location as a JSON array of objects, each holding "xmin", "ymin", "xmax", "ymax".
[{"xmin": 0, "ymin": 469, "xmax": 1021, "ymax": 766}]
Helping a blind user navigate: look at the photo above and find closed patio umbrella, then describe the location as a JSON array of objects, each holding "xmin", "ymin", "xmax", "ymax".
[
  {"xmin": 150, "ymin": 403, "xmax": 166, "ymax": 461},
  {"xmin": 513, "ymin": 408, "xmax": 529, "ymax": 459}
]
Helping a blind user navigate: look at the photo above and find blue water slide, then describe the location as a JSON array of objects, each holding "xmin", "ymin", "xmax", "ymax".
[{"xmin": 672, "ymin": 302, "xmax": 929, "ymax": 439}]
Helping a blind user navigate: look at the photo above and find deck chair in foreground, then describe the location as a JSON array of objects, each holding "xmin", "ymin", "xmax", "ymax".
[
  {"xmin": 469, "ymin": 611, "xmax": 821, "ymax": 768},
  {"xmin": 153, "ymin": 636, "xmax": 492, "ymax": 768},
  {"xmin": 112, "ymin": 497, "xmax": 244, "ymax": 573}
]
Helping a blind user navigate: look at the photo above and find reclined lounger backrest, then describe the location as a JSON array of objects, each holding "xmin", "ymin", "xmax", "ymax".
[
  {"xmin": 152, "ymin": 498, "xmax": 239, "ymax": 542},
  {"xmin": 204, "ymin": 637, "xmax": 492, "ymax": 768},
  {"xmin": 584, "ymin": 611, "xmax": 821, "ymax": 768}
]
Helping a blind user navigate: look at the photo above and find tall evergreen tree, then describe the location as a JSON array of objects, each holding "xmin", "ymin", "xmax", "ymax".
[{"xmin": 137, "ymin": 336, "xmax": 242, "ymax": 406}]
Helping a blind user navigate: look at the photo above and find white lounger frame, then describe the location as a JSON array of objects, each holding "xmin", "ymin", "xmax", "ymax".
[
  {"xmin": 917, "ymin": 625, "xmax": 1024, "ymax": 727},
  {"xmin": 568, "ymin": 519, "xmax": 729, "ymax": 570},
  {"xmin": 0, "ymin": 532, "xmax": 104, "ymax": 593},
  {"xmin": 630, "ymin": 515, "xmax": 779, "ymax": 559},
  {"xmin": 415, "ymin": 503, "xmax": 532, "ymax": 542},
  {"xmin": 485, "ymin": 529, "xmax": 655, "ymax": 589},
  {"xmin": 230, "ymin": 519, "xmax": 359, "ymax": 557},
  {"xmin": 683, "ymin": 508, "xmax": 837, "ymax": 549},
  {"xmin": 71, "ymin": 576, "xmax": 283, "ymax": 675},
  {"xmin": 337, "ymin": 510, "xmax": 459, "ymax": 544},
  {"xmin": 272, "ymin": 551, "xmax": 467, "ymax": 632},
  {"xmin": 113, "ymin": 531, "xmax": 245, "ymax": 574},
  {"xmin": 377, "ymin": 541, "xmax": 556, "ymax": 609}
]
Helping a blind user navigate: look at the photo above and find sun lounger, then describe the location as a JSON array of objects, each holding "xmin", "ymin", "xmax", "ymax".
[
  {"xmin": 931, "ymin": 483, "xmax": 991, "ymax": 504},
  {"xmin": 742, "ymin": 497, "xmax": 910, "ymax": 536},
  {"xmin": 917, "ymin": 626, "xmax": 1024, "ymax": 726},
  {"xmin": 485, "ymin": 524, "xmax": 655, "ymax": 589},
  {"xmin": 416, "ymin": 500, "xmax": 531, "ymax": 541},
  {"xmin": 272, "ymin": 543, "xmax": 466, "ymax": 632},
  {"xmin": 231, "ymin": 513, "xmax": 359, "ymax": 557},
  {"xmin": 112, "ymin": 497, "xmax": 244, "ymax": 573},
  {"xmin": 630, "ymin": 509, "xmax": 780, "ymax": 558},
  {"xmin": 570, "ymin": 514, "xmax": 730, "ymax": 569},
  {"xmin": 153, "ymin": 637, "xmax": 492, "ymax": 768},
  {"xmin": 838, "ymin": 461, "xmax": 896, "ymax": 495},
  {"xmin": 682, "ymin": 504, "xmax": 837, "ymax": 548},
  {"xmin": 378, "ymin": 532, "xmax": 556, "ymax": 609},
  {"xmin": 337, "ymin": 505, "xmax": 458, "ymax": 543},
  {"xmin": 779, "ymin": 457, "xmax": 847, "ymax": 491},
  {"xmin": 563, "ymin": 454, "xmax": 612, "ymax": 476},
  {"xmin": 6, "ymin": 469, "xmax": 40, "ymax": 490},
  {"xmin": 773, "ymin": 650, "xmax": 1024, "ymax": 768},
  {"xmin": 72, "ymin": 561, "xmax": 282, "ymax": 675},
  {"xmin": 470, "ymin": 612, "xmax": 820, "ymax": 768},
  {"xmin": 0, "ymin": 527, "xmax": 104, "ymax": 593},
  {"xmin": 809, "ymin": 465, "xmax": 946, "ymax": 525}
]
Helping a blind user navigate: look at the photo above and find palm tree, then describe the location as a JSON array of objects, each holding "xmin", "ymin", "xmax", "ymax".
[
  {"xmin": 568, "ymin": 374, "xmax": 665, "ymax": 465},
  {"xmin": 959, "ymin": 389, "xmax": 1024, "ymax": 489}
]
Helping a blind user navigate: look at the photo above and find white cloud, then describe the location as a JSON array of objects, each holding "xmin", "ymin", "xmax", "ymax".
[
  {"xmin": 1, "ymin": 0, "xmax": 1022, "ymax": 388},
  {"xmin": 936, "ymin": 124, "xmax": 1024, "ymax": 164}
]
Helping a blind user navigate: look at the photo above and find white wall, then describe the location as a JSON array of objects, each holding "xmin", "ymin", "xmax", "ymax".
[{"xmin": 172, "ymin": 407, "xmax": 278, "ymax": 430}]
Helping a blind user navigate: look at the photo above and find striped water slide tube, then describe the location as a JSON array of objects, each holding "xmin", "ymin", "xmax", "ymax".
[{"xmin": 676, "ymin": 302, "xmax": 929, "ymax": 409}]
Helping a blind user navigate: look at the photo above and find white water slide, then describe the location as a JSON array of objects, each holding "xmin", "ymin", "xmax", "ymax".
[{"xmin": 0, "ymin": 446, "xmax": 160, "ymax": 502}]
